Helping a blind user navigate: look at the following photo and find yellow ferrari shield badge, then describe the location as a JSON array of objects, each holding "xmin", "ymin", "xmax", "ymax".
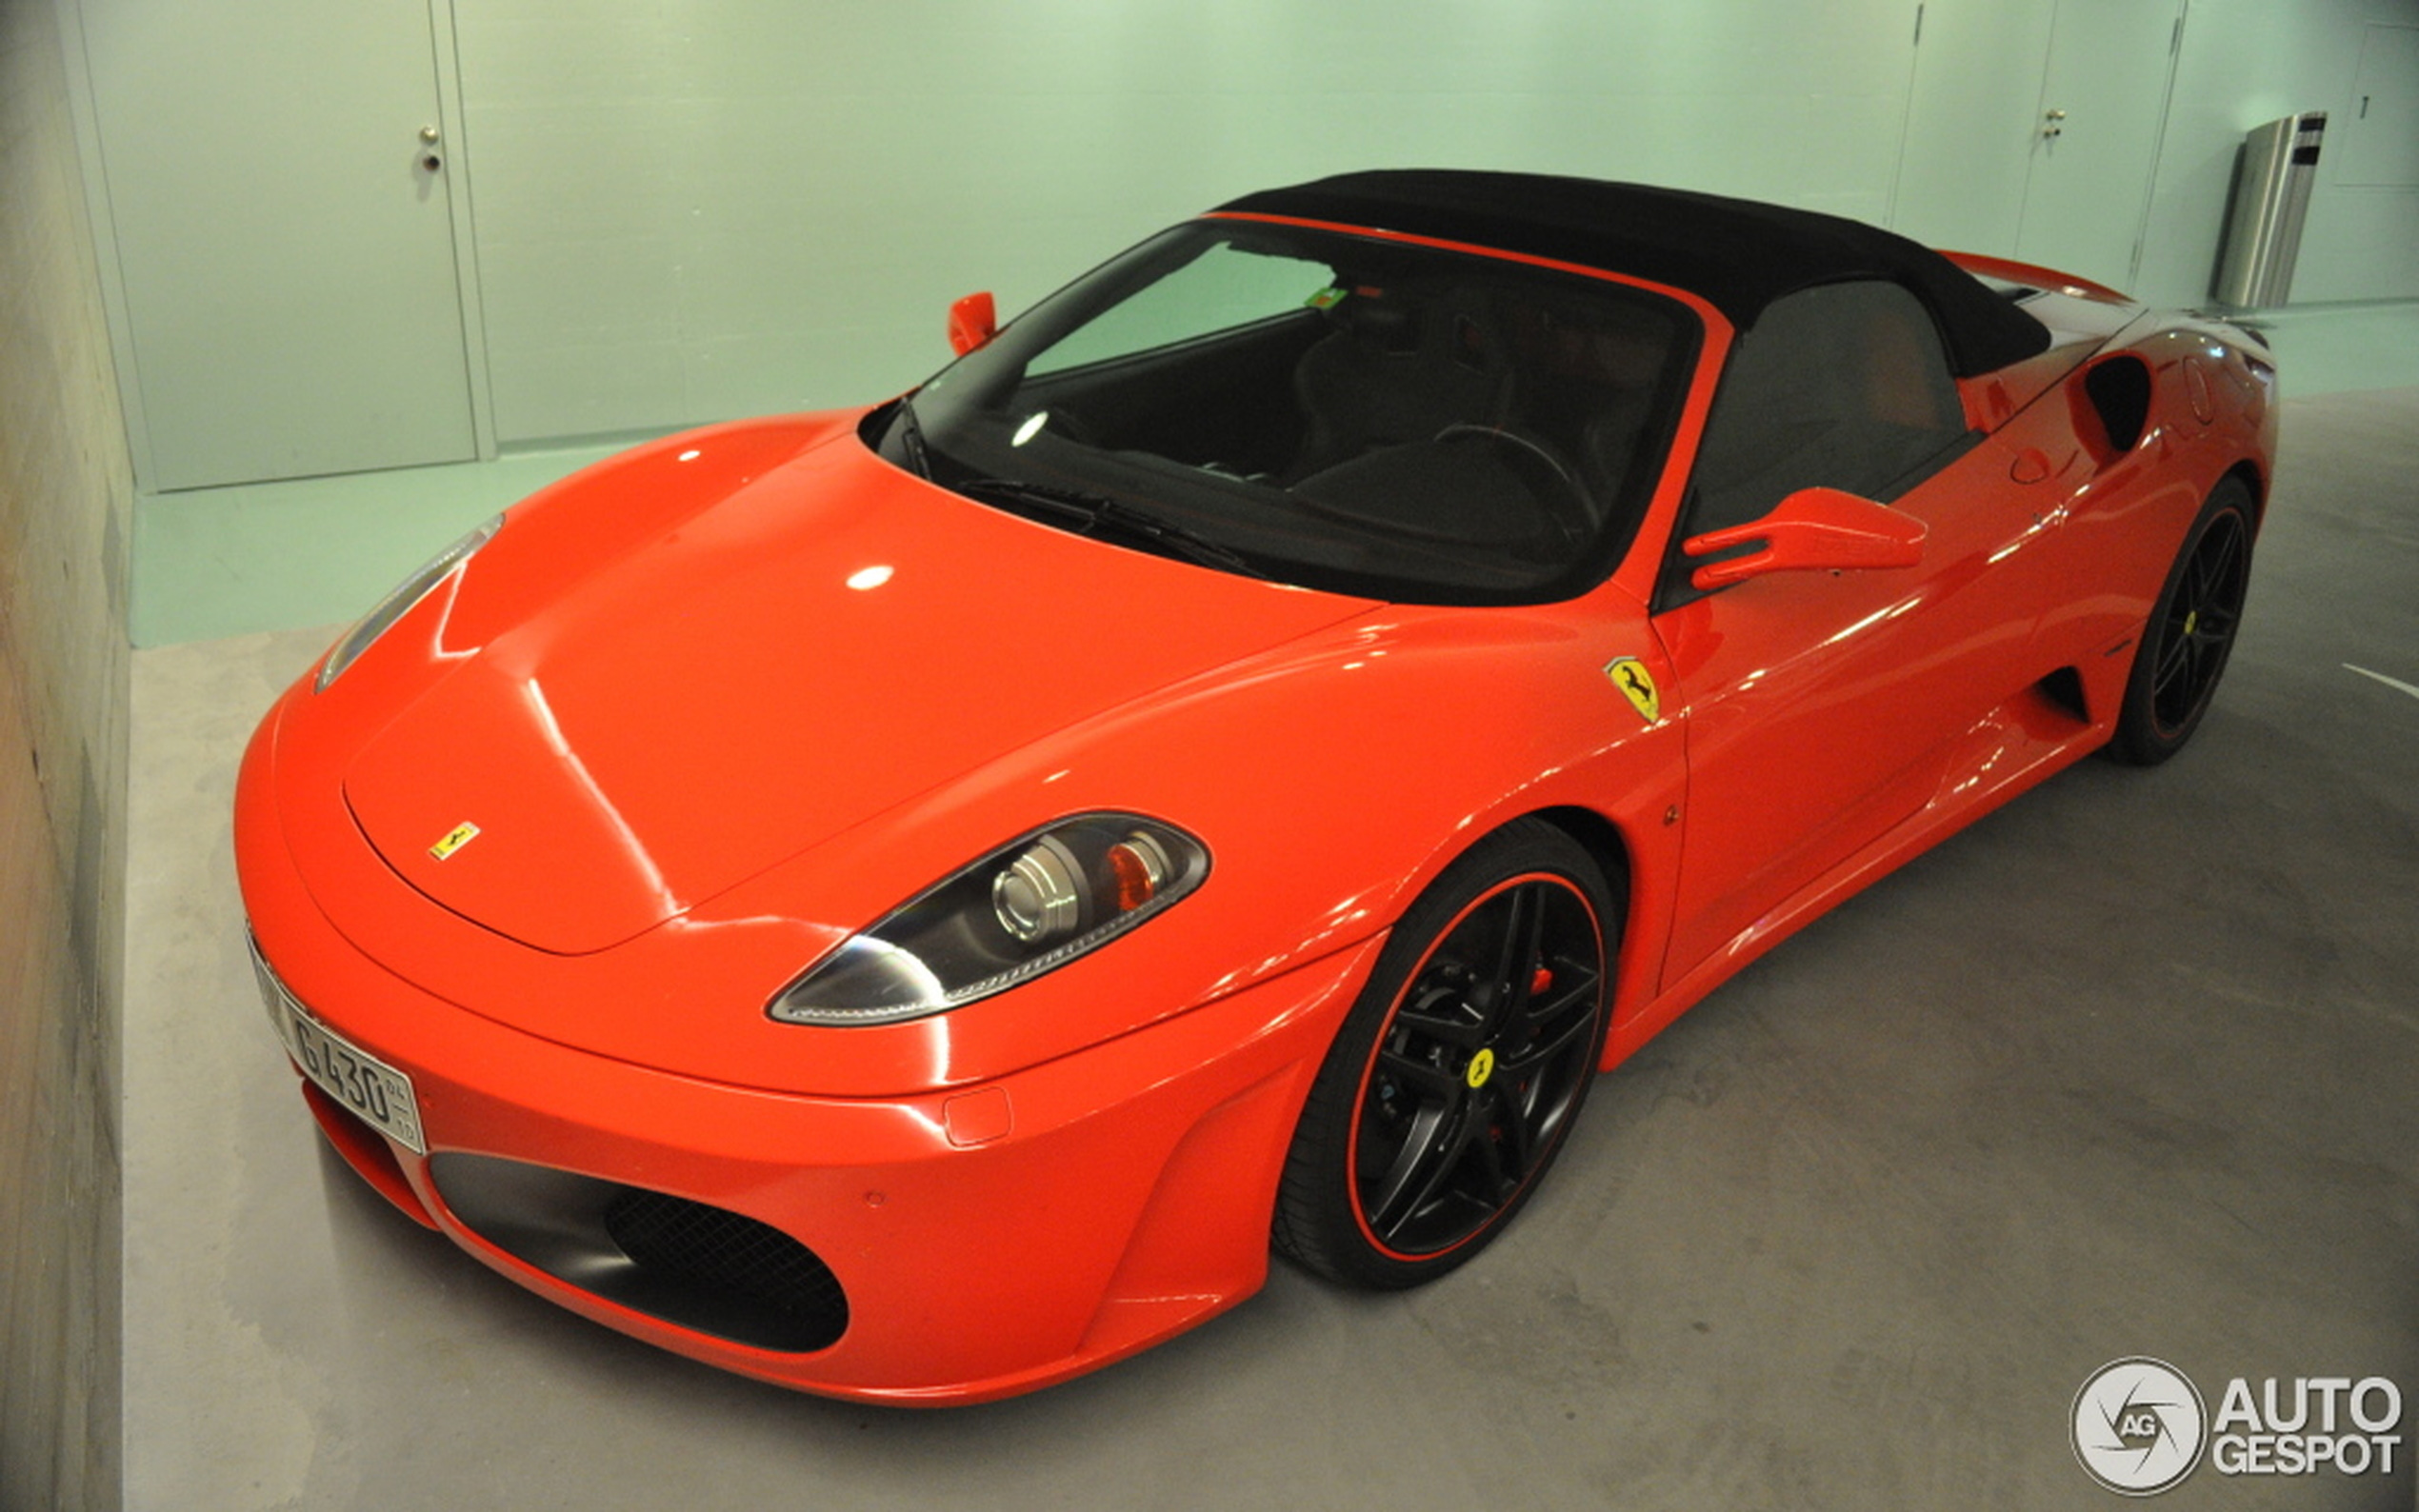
[
  {"xmin": 428, "ymin": 822, "xmax": 481, "ymax": 862},
  {"xmin": 1604, "ymin": 657, "xmax": 1660, "ymax": 725}
]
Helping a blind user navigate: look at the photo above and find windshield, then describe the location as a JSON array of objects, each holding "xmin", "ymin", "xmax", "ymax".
[{"xmin": 873, "ymin": 219, "xmax": 1699, "ymax": 604}]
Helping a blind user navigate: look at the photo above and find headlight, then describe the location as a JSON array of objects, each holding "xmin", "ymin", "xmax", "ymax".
[
  {"xmin": 768, "ymin": 814, "xmax": 1210, "ymax": 1026},
  {"xmin": 314, "ymin": 515, "xmax": 503, "ymax": 691}
]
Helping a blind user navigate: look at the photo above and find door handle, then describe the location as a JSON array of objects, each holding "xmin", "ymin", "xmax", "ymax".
[{"xmin": 419, "ymin": 125, "xmax": 442, "ymax": 173}]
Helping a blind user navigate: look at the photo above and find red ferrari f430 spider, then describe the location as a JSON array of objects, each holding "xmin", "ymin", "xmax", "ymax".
[{"xmin": 236, "ymin": 170, "xmax": 2276, "ymax": 1403}]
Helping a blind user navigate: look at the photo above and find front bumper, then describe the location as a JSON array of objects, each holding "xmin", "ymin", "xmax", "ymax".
[{"xmin": 236, "ymin": 730, "xmax": 1379, "ymax": 1404}]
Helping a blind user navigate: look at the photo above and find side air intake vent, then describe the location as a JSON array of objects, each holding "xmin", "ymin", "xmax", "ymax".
[
  {"xmin": 2076, "ymin": 355, "xmax": 2152, "ymax": 460},
  {"xmin": 2035, "ymin": 666, "xmax": 2089, "ymax": 724}
]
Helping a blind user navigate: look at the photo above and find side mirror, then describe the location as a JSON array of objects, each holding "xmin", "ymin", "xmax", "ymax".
[
  {"xmin": 947, "ymin": 291, "xmax": 998, "ymax": 356},
  {"xmin": 1682, "ymin": 487, "xmax": 1926, "ymax": 590}
]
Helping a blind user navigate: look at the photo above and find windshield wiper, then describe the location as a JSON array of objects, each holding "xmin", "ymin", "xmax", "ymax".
[
  {"xmin": 956, "ymin": 478, "xmax": 1264, "ymax": 579},
  {"xmin": 890, "ymin": 396, "xmax": 932, "ymax": 478}
]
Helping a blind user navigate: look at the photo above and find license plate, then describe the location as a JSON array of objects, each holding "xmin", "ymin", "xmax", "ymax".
[{"xmin": 249, "ymin": 933, "xmax": 427, "ymax": 1154}]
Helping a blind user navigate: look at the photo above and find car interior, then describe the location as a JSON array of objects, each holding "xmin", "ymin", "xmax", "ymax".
[{"xmin": 1016, "ymin": 271, "xmax": 1682, "ymax": 565}]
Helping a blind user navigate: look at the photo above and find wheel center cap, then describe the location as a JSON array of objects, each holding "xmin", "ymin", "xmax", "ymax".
[{"xmin": 1465, "ymin": 1047, "xmax": 1496, "ymax": 1089}]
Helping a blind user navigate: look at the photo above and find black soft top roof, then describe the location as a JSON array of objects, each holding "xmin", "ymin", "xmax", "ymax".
[{"xmin": 1215, "ymin": 169, "xmax": 2051, "ymax": 377}]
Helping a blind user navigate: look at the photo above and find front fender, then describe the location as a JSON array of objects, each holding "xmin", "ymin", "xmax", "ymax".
[{"xmin": 684, "ymin": 590, "xmax": 1689, "ymax": 1095}]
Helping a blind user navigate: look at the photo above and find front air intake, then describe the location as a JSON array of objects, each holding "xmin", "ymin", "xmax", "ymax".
[
  {"xmin": 430, "ymin": 1152, "xmax": 849, "ymax": 1352},
  {"xmin": 602, "ymin": 1188, "xmax": 848, "ymax": 1343}
]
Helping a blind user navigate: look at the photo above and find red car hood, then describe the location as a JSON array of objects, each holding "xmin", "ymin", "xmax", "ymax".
[{"xmin": 342, "ymin": 436, "xmax": 1371, "ymax": 953}]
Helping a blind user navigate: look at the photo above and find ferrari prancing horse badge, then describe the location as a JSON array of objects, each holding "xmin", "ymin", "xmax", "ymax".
[
  {"xmin": 429, "ymin": 822, "xmax": 481, "ymax": 862},
  {"xmin": 1604, "ymin": 657, "xmax": 1660, "ymax": 725}
]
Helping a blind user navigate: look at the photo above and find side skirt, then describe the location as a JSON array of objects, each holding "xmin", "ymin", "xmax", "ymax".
[{"xmin": 1599, "ymin": 683, "xmax": 2109, "ymax": 1070}]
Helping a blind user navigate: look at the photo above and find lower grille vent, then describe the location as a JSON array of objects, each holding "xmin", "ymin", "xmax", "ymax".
[
  {"xmin": 603, "ymin": 1189, "xmax": 848, "ymax": 1343},
  {"xmin": 429, "ymin": 1152, "xmax": 849, "ymax": 1353}
]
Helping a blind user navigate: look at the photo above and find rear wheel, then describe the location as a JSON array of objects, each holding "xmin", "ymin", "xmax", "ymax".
[
  {"xmin": 2109, "ymin": 479, "xmax": 2255, "ymax": 766},
  {"xmin": 1274, "ymin": 820, "xmax": 1616, "ymax": 1289}
]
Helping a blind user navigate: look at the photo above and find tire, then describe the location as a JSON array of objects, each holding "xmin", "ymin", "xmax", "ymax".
[
  {"xmin": 1274, "ymin": 819, "xmax": 1617, "ymax": 1289},
  {"xmin": 2108, "ymin": 478, "xmax": 2256, "ymax": 766}
]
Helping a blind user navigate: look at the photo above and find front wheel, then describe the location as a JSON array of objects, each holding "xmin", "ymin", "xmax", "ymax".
[
  {"xmin": 1274, "ymin": 820, "xmax": 1617, "ymax": 1289},
  {"xmin": 2108, "ymin": 478, "xmax": 2256, "ymax": 766}
]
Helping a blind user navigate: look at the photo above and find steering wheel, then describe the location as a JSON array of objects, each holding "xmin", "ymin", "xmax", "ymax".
[{"xmin": 1432, "ymin": 424, "xmax": 1595, "ymax": 547}]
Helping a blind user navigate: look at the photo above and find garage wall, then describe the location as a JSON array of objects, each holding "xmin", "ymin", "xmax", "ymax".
[
  {"xmin": 2138, "ymin": 0, "xmax": 2419, "ymax": 305},
  {"xmin": 69, "ymin": 0, "xmax": 2419, "ymax": 480},
  {"xmin": 452, "ymin": 0, "xmax": 1930, "ymax": 444},
  {"xmin": 449, "ymin": 0, "xmax": 2419, "ymax": 448},
  {"xmin": 0, "ymin": 0, "xmax": 132, "ymax": 1506}
]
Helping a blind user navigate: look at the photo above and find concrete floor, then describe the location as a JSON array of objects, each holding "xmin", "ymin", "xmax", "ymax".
[{"xmin": 126, "ymin": 388, "xmax": 2418, "ymax": 1511}]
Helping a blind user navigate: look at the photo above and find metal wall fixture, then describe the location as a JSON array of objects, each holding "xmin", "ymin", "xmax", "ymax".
[{"xmin": 2212, "ymin": 112, "xmax": 2327, "ymax": 308}]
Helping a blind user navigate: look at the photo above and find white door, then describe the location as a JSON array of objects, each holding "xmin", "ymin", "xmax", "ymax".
[
  {"xmin": 2336, "ymin": 25, "xmax": 2419, "ymax": 189},
  {"xmin": 84, "ymin": 0, "xmax": 477, "ymax": 490},
  {"xmin": 2012, "ymin": 0, "xmax": 2187, "ymax": 292},
  {"xmin": 1892, "ymin": 0, "xmax": 2183, "ymax": 293},
  {"xmin": 1890, "ymin": 0, "xmax": 2062, "ymax": 256}
]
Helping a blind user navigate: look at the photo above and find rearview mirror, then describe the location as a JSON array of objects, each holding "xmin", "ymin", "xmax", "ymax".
[
  {"xmin": 948, "ymin": 291, "xmax": 998, "ymax": 356},
  {"xmin": 1681, "ymin": 487, "xmax": 1926, "ymax": 590}
]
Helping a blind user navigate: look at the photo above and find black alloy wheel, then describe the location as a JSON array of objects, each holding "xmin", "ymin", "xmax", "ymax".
[
  {"xmin": 2109, "ymin": 479, "xmax": 2257, "ymax": 765},
  {"xmin": 1276, "ymin": 820, "xmax": 1616, "ymax": 1288}
]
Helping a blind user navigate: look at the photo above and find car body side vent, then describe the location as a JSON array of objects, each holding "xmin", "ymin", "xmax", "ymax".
[
  {"xmin": 2075, "ymin": 354, "xmax": 2152, "ymax": 461},
  {"xmin": 2035, "ymin": 666, "xmax": 2089, "ymax": 724}
]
